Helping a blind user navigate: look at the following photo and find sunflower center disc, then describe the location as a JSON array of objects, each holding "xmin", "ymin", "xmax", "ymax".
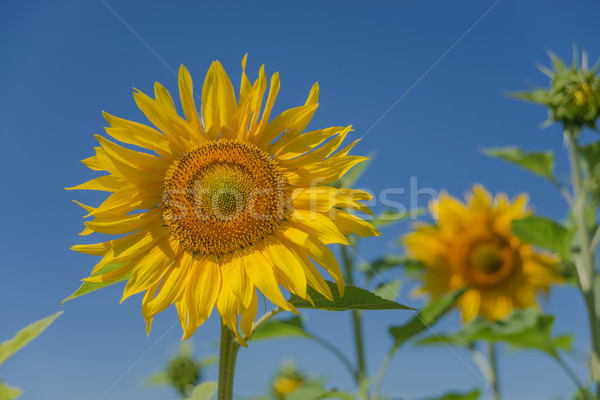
[
  {"xmin": 452, "ymin": 232, "xmax": 521, "ymax": 287},
  {"xmin": 470, "ymin": 244, "xmax": 504, "ymax": 275},
  {"xmin": 162, "ymin": 140, "xmax": 287, "ymax": 255}
]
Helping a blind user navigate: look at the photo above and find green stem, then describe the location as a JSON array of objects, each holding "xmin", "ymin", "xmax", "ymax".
[
  {"xmin": 240, "ymin": 307, "xmax": 283, "ymax": 343},
  {"xmin": 567, "ymin": 130, "xmax": 600, "ymax": 399},
  {"xmin": 488, "ymin": 342, "xmax": 500, "ymax": 400},
  {"xmin": 468, "ymin": 343, "xmax": 493, "ymax": 385},
  {"xmin": 218, "ymin": 324, "xmax": 240, "ymax": 400},
  {"xmin": 310, "ymin": 334, "xmax": 358, "ymax": 381},
  {"xmin": 372, "ymin": 346, "xmax": 396, "ymax": 400},
  {"xmin": 341, "ymin": 245, "xmax": 367, "ymax": 399},
  {"xmin": 554, "ymin": 354, "xmax": 588, "ymax": 396}
]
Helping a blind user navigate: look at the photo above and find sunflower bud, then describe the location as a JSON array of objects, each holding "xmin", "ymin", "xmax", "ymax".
[
  {"xmin": 514, "ymin": 50, "xmax": 600, "ymax": 133},
  {"xmin": 166, "ymin": 353, "xmax": 201, "ymax": 398},
  {"xmin": 272, "ymin": 364, "xmax": 304, "ymax": 399}
]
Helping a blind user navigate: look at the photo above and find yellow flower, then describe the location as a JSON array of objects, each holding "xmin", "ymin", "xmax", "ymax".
[
  {"xmin": 69, "ymin": 56, "xmax": 378, "ymax": 343},
  {"xmin": 273, "ymin": 377, "xmax": 302, "ymax": 398},
  {"xmin": 404, "ymin": 185, "xmax": 562, "ymax": 322}
]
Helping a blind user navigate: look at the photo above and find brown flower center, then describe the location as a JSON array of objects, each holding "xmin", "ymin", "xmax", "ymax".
[
  {"xmin": 162, "ymin": 140, "xmax": 287, "ymax": 255},
  {"xmin": 452, "ymin": 231, "xmax": 520, "ymax": 287}
]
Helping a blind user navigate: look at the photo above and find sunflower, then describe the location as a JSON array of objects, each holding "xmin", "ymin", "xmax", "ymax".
[
  {"xmin": 404, "ymin": 184, "xmax": 562, "ymax": 322},
  {"xmin": 69, "ymin": 56, "xmax": 378, "ymax": 344}
]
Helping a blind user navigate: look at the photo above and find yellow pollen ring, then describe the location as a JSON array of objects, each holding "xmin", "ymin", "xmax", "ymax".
[{"xmin": 162, "ymin": 140, "xmax": 287, "ymax": 255}]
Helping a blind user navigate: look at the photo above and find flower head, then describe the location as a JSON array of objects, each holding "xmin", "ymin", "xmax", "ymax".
[
  {"xmin": 69, "ymin": 56, "xmax": 378, "ymax": 343},
  {"xmin": 514, "ymin": 50, "xmax": 600, "ymax": 132},
  {"xmin": 404, "ymin": 185, "xmax": 562, "ymax": 321},
  {"xmin": 272, "ymin": 363, "xmax": 304, "ymax": 399}
]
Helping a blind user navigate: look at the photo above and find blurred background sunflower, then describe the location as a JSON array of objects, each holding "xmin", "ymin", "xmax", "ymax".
[{"xmin": 404, "ymin": 184, "xmax": 563, "ymax": 321}]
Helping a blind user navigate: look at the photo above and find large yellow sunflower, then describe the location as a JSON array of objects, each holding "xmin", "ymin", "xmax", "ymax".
[
  {"xmin": 69, "ymin": 56, "xmax": 378, "ymax": 344},
  {"xmin": 404, "ymin": 184, "xmax": 562, "ymax": 322}
]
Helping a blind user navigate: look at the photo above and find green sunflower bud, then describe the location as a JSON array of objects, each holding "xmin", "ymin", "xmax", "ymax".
[
  {"xmin": 166, "ymin": 354, "xmax": 201, "ymax": 398},
  {"xmin": 514, "ymin": 49, "xmax": 600, "ymax": 133}
]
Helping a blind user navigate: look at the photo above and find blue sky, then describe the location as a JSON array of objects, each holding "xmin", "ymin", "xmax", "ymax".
[{"xmin": 1, "ymin": 1, "xmax": 600, "ymax": 399}]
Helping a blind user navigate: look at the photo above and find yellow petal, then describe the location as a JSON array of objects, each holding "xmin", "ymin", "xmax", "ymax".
[
  {"xmin": 253, "ymin": 72, "xmax": 280, "ymax": 144},
  {"xmin": 258, "ymin": 103, "xmax": 319, "ymax": 148},
  {"xmin": 66, "ymin": 175, "xmax": 125, "ymax": 192},
  {"xmin": 154, "ymin": 82, "xmax": 177, "ymax": 113},
  {"xmin": 145, "ymin": 252, "xmax": 190, "ymax": 316},
  {"xmin": 272, "ymin": 82, "xmax": 320, "ymax": 148},
  {"xmin": 460, "ymin": 289, "xmax": 481, "ymax": 322},
  {"xmin": 272, "ymin": 126, "xmax": 346, "ymax": 160},
  {"xmin": 142, "ymin": 282, "xmax": 161, "ymax": 335},
  {"xmin": 84, "ymin": 207, "xmax": 162, "ymax": 235},
  {"xmin": 95, "ymin": 135, "xmax": 169, "ymax": 172},
  {"xmin": 103, "ymin": 112, "xmax": 174, "ymax": 160},
  {"xmin": 290, "ymin": 209, "xmax": 349, "ymax": 245},
  {"xmin": 332, "ymin": 209, "xmax": 380, "ymax": 237},
  {"xmin": 240, "ymin": 289, "xmax": 258, "ymax": 339},
  {"xmin": 177, "ymin": 65, "xmax": 206, "ymax": 143},
  {"xmin": 183, "ymin": 256, "xmax": 222, "ymax": 339},
  {"xmin": 242, "ymin": 249, "xmax": 295, "ymax": 312},
  {"xmin": 133, "ymin": 90, "xmax": 190, "ymax": 150},
  {"xmin": 263, "ymin": 236, "xmax": 307, "ymax": 298},
  {"xmin": 121, "ymin": 243, "xmax": 174, "ymax": 301}
]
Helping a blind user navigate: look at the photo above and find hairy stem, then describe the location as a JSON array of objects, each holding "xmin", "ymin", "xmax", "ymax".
[
  {"xmin": 218, "ymin": 324, "xmax": 240, "ymax": 400},
  {"xmin": 567, "ymin": 130, "xmax": 600, "ymax": 399},
  {"xmin": 341, "ymin": 245, "xmax": 367, "ymax": 399}
]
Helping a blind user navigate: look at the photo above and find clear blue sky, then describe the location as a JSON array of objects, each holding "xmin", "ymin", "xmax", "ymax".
[{"xmin": 1, "ymin": 1, "xmax": 599, "ymax": 399}]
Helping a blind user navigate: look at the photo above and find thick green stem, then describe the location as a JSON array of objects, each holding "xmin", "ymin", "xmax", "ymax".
[
  {"xmin": 218, "ymin": 324, "xmax": 240, "ymax": 400},
  {"xmin": 488, "ymin": 342, "xmax": 500, "ymax": 400},
  {"xmin": 567, "ymin": 131, "xmax": 600, "ymax": 399},
  {"xmin": 340, "ymin": 245, "xmax": 367, "ymax": 399}
]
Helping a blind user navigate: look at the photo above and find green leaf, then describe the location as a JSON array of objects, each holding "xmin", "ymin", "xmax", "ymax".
[
  {"xmin": 187, "ymin": 381, "xmax": 217, "ymax": 400},
  {"xmin": 389, "ymin": 289, "xmax": 464, "ymax": 348},
  {"xmin": 369, "ymin": 208, "xmax": 423, "ymax": 229},
  {"xmin": 0, "ymin": 311, "xmax": 62, "ymax": 365},
  {"xmin": 421, "ymin": 389, "xmax": 480, "ymax": 400},
  {"xmin": 361, "ymin": 255, "xmax": 422, "ymax": 280},
  {"xmin": 62, "ymin": 262, "xmax": 130, "ymax": 304},
  {"xmin": 0, "ymin": 381, "xmax": 22, "ymax": 400},
  {"xmin": 145, "ymin": 372, "xmax": 169, "ymax": 386},
  {"xmin": 373, "ymin": 279, "xmax": 402, "ymax": 301},
  {"xmin": 286, "ymin": 381, "xmax": 353, "ymax": 400},
  {"xmin": 580, "ymin": 141, "xmax": 600, "ymax": 171},
  {"xmin": 289, "ymin": 281, "xmax": 414, "ymax": 311},
  {"xmin": 252, "ymin": 316, "xmax": 310, "ymax": 341},
  {"xmin": 419, "ymin": 309, "xmax": 572, "ymax": 356},
  {"xmin": 483, "ymin": 146, "xmax": 555, "ymax": 180},
  {"xmin": 198, "ymin": 355, "xmax": 218, "ymax": 369},
  {"xmin": 512, "ymin": 216, "xmax": 571, "ymax": 259}
]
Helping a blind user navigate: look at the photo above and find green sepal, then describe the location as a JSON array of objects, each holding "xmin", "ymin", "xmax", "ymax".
[{"xmin": 62, "ymin": 262, "xmax": 129, "ymax": 304}]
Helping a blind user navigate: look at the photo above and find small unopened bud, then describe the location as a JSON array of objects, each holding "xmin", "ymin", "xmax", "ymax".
[{"xmin": 513, "ymin": 50, "xmax": 600, "ymax": 133}]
